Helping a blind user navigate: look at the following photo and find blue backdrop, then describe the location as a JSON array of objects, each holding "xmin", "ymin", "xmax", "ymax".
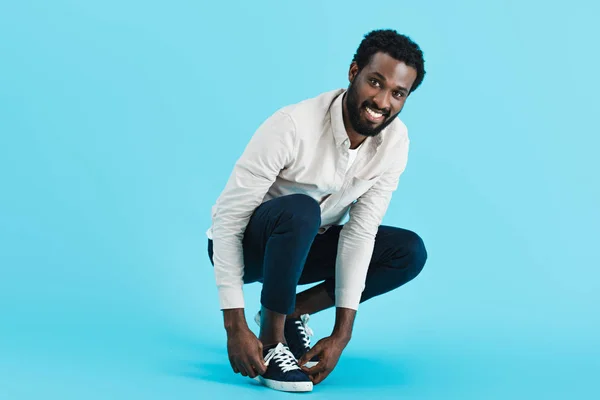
[{"xmin": 1, "ymin": 1, "xmax": 598, "ymax": 398}]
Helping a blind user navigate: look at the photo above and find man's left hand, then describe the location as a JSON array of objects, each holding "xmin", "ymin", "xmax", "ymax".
[{"xmin": 299, "ymin": 334, "xmax": 349, "ymax": 384}]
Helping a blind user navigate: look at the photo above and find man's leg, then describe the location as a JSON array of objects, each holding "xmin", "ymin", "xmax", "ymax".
[
  {"xmin": 292, "ymin": 225, "xmax": 428, "ymax": 315},
  {"xmin": 208, "ymin": 194, "xmax": 321, "ymax": 346}
]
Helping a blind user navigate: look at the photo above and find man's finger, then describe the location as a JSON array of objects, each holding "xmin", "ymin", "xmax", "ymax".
[
  {"xmin": 312, "ymin": 369, "xmax": 332, "ymax": 385},
  {"xmin": 229, "ymin": 357, "xmax": 238, "ymax": 373},
  {"xmin": 246, "ymin": 364, "xmax": 258, "ymax": 379},
  {"xmin": 303, "ymin": 361, "xmax": 327, "ymax": 376},
  {"xmin": 237, "ymin": 361, "xmax": 249, "ymax": 377},
  {"xmin": 243, "ymin": 357, "xmax": 258, "ymax": 378},
  {"xmin": 299, "ymin": 343, "xmax": 322, "ymax": 366},
  {"xmin": 242, "ymin": 356, "xmax": 258, "ymax": 379},
  {"xmin": 251, "ymin": 361, "xmax": 266, "ymax": 376},
  {"xmin": 251, "ymin": 354, "xmax": 267, "ymax": 375}
]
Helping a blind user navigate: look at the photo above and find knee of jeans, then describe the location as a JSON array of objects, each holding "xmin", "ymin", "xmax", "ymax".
[
  {"xmin": 279, "ymin": 194, "xmax": 322, "ymax": 230},
  {"xmin": 403, "ymin": 231, "xmax": 428, "ymax": 277}
]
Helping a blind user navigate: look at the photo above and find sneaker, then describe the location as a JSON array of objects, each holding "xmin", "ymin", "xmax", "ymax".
[
  {"xmin": 254, "ymin": 343, "xmax": 313, "ymax": 392},
  {"xmin": 254, "ymin": 311, "xmax": 320, "ymax": 368},
  {"xmin": 285, "ymin": 314, "xmax": 320, "ymax": 368}
]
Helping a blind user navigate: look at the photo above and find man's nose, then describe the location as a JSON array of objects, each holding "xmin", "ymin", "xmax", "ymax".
[{"xmin": 372, "ymin": 90, "xmax": 391, "ymax": 113}]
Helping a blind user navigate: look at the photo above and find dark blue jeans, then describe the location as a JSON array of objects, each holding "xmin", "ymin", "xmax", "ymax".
[{"xmin": 208, "ymin": 194, "xmax": 427, "ymax": 314}]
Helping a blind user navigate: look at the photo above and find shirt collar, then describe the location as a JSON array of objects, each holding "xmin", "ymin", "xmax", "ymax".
[{"xmin": 330, "ymin": 89, "xmax": 384, "ymax": 149}]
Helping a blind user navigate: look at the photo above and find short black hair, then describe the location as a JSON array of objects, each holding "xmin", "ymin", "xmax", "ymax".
[{"xmin": 352, "ymin": 29, "xmax": 426, "ymax": 93}]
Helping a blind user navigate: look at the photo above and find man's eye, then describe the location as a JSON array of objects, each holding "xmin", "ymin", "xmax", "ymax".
[
  {"xmin": 393, "ymin": 91, "xmax": 405, "ymax": 98},
  {"xmin": 369, "ymin": 79, "xmax": 380, "ymax": 87}
]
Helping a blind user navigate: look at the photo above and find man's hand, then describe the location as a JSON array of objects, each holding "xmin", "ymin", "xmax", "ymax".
[
  {"xmin": 299, "ymin": 334, "xmax": 349, "ymax": 384},
  {"xmin": 223, "ymin": 308, "xmax": 267, "ymax": 378},
  {"xmin": 299, "ymin": 307, "xmax": 355, "ymax": 384},
  {"xmin": 226, "ymin": 326, "xmax": 267, "ymax": 378}
]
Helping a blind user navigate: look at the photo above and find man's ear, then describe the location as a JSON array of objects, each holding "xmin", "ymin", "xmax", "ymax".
[{"xmin": 348, "ymin": 62, "xmax": 359, "ymax": 83}]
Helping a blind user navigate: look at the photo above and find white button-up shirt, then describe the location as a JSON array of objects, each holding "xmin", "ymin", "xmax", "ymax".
[{"xmin": 208, "ymin": 88, "xmax": 410, "ymax": 310}]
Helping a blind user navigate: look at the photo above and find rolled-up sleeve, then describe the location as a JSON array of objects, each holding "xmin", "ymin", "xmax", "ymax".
[
  {"xmin": 212, "ymin": 111, "xmax": 296, "ymax": 310},
  {"xmin": 334, "ymin": 139, "xmax": 410, "ymax": 310}
]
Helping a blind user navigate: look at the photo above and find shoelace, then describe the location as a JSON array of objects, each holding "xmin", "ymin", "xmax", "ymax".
[
  {"xmin": 254, "ymin": 311, "xmax": 314, "ymax": 351},
  {"xmin": 295, "ymin": 314, "xmax": 314, "ymax": 350},
  {"xmin": 264, "ymin": 343, "xmax": 301, "ymax": 373}
]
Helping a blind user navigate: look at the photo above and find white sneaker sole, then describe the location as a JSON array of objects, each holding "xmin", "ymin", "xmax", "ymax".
[
  {"xmin": 303, "ymin": 361, "xmax": 318, "ymax": 368},
  {"xmin": 254, "ymin": 376, "xmax": 313, "ymax": 392}
]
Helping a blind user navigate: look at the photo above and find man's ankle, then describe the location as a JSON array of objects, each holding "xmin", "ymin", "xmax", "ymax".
[
  {"xmin": 259, "ymin": 338, "xmax": 287, "ymax": 349},
  {"xmin": 286, "ymin": 312, "xmax": 301, "ymax": 320}
]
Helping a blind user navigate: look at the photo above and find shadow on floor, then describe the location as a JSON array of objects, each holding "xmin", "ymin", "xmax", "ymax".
[
  {"xmin": 167, "ymin": 351, "xmax": 414, "ymax": 390},
  {"xmin": 171, "ymin": 360, "xmax": 265, "ymax": 390}
]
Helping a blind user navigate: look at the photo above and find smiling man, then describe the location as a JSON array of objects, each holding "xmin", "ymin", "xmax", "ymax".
[{"xmin": 207, "ymin": 29, "xmax": 428, "ymax": 392}]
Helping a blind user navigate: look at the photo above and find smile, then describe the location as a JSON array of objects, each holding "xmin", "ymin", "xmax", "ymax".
[{"xmin": 364, "ymin": 106, "xmax": 385, "ymax": 122}]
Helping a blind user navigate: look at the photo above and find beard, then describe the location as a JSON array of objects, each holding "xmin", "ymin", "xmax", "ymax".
[{"xmin": 345, "ymin": 78, "xmax": 400, "ymax": 137}]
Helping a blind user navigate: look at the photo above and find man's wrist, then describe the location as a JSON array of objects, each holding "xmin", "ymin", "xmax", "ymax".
[
  {"xmin": 223, "ymin": 308, "xmax": 248, "ymax": 333},
  {"xmin": 331, "ymin": 330, "xmax": 352, "ymax": 346},
  {"xmin": 331, "ymin": 306, "xmax": 356, "ymax": 345}
]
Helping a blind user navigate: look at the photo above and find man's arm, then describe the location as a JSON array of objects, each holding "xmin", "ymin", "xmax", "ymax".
[
  {"xmin": 301, "ymin": 138, "xmax": 409, "ymax": 384},
  {"xmin": 212, "ymin": 111, "xmax": 296, "ymax": 377},
  {"xmin": 212, "ymin": 110, "xmax": 296, "ymax": 311},
  {"xmin": 334, "ymin": 138, "xmax": 410, "ymax": 314}
]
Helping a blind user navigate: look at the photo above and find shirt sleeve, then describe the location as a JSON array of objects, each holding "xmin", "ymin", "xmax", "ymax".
[
  {"xmin": 211, "ymin": 111, "xmax": 296, "ymax": 310},
  {"xmin": 334, "ymin": 138, "xmax": 410, "ymax": 310}
]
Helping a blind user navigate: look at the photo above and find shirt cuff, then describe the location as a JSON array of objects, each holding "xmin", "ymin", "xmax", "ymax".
[
  {"xmin": 334, "ymin": 288, "xmax": 362, "ymax": 311},
  {"xmin": 218, "ymin": 285, "xmax": 245, "ymax": 310}
]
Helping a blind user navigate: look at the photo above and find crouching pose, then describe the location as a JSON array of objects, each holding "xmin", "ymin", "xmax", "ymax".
[{"xmin": 207, "ymin": 29, "xmax": 428, "ymax": 392}]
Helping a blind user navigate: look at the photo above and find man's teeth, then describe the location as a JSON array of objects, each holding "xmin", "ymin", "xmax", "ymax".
[{"xmin": 366, "ymin": 107, "xmax": 383, "ymax": 118}]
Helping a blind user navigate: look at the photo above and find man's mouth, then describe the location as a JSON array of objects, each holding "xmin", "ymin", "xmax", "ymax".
[{"xmin": 363, "ymin": 106, "xmax": 386, "ymax": 123}]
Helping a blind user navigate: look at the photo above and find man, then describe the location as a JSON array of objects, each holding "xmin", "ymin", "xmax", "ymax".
[{"xmin": 207, "ymin": 29, "xmax": 428, "ymax": 392}]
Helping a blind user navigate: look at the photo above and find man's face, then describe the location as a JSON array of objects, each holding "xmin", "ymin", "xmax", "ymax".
[{"xmin": 345, "ymin": 52, "xmax": 418, "ymax": 137}]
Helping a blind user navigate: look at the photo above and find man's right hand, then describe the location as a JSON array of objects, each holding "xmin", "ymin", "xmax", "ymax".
[{"xmin": 223, "ymin": 309, "xmax": 267, "ymax": 378}]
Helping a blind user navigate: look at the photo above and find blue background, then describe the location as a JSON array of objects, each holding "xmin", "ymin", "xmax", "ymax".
[{"xmin": 1, "ymin": 1, "xmax": 599, "ymax": 398}]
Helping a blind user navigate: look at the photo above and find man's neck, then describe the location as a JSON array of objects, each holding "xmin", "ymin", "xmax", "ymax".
[{"xmin": 348, "ymin": 134, "xmax": 366, "ymax": 150}]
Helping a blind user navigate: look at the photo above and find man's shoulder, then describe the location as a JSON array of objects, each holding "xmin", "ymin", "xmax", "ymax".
[{"xmin": 277, "ymin": 88, "xmax": 345, "ymax": 125}]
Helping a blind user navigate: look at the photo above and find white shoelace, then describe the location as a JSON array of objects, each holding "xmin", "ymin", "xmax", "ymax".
[
  {"xmin": 264, "ymin": 343, "xmax": 301, "ymax": 373},
  {"xmin": 254, "ymin": 311, "xmax": 315, "ymax": 351},
  {"xmin": 295, "ymin": 314, "xmax": 314, "ymax": 349}
]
